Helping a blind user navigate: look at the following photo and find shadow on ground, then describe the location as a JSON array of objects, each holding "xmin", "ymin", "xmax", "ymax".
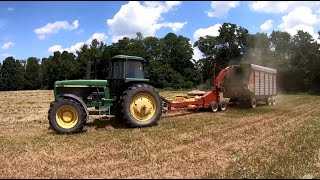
[{"xmin": 86, "ymin": 117, "xmax": 127, "ymax": 130}]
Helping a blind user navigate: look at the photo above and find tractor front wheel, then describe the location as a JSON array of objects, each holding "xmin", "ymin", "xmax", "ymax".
[
  {"xmin": 119, "ymin": 84, "xmax": 162, "ymax": 127},
  {"xmin": 48, "ymin": 98, "xmax": 86, "ymax": 134}
]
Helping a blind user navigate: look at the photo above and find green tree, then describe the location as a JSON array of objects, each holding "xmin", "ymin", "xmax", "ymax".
[
  {"xmin": 1, "ymin": 57, "xmax": 25, "ymax": 90},
  {"xmin": 194, "ymin": 23, "xmax": 249, "ymax": 84},
  {"xmin": 242, "ymin": 33, "xmax": 272, "ymax": 66},
  {"xmin": 76, "ymin": 44, "xmax": 91, "ymax": 79},
  {"xmin": 146, "ymin": 60, "xmax": 184, "ymax": 89},
  {"xmin": 159, "ymin": 33, "xmax": 201, "ymax": 87},
  {"xmin": 109, "ymin": 33, "xmax": 146, "ymax": 57},
  {"xmin": 76, "ymin": 39, "xmax": 109, "ymax": 79},
  {"xmin": 289, "ymin": 30, "xmax": 320, "ymax": 93},
  {"xmin": 159, "ymin": 33, "xmax": 194, "ymax": 75},
  {"xmin": 25, "ymin": 57, "xmax": 42, "ymax": 90},
  {"xmin": 42, "ymin": 51, "xmax": 78, "ymax": 89}
]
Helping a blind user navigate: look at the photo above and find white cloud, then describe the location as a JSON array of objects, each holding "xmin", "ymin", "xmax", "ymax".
[
  {"xmin": 249, "ymin": 1, "xmax": 320, "ymax": 14},
  {"xmin": 158, "ymin": 22, "xmax": 188, "ymax": 32},
  {"xmin": 106, "ymin": 1, "xmax": 185, "ymax": 42},
  {"xmin": 260, "ymin": 19, "xmax": 274, "ymax": 31},
  {"xmin": 193, "ymin": 23, "xmax": 222, "ymax": 41},
  {"xmin": 7, "ymin": 7, "xmax": 14, "ymax": 11},
  {"xmin": 279, "ymin": 7, "xmax": 318, "ymax": 28},
  {"xmin": 192, "ymin": 24, "xmax": 222, "ymax": 60},
  {"xmin": 165, "ymin": 1, "xmax": 182, "ymax": 8},
  {"xmin": 66, "ymin": 42, "xmax": 86, "ymax": 54},
  {"xmin": 278, "ymin": 7, "xmax": 320, "ymax": 40},
  {"xmin": 1, "ymin": 53, "xmax": 14, "ymax": 57},
  {"xmin": 192, "ymin": 46, "xmax": 204, "ymax": 61},
  {"xmin": 206, "ymin": 1, "xmax": 240, "ymax": 18},
  {"xmin": 48, "ymin": 45, "xmax": 63, "ymax": 53},
  {"xmin": 251, "ymin": 2, "xmax": 320, "ymax": 43},
  {"xmin": 85, "ymin": 33, "xmax": 107, "ymax": 44},
  {"xmin": 34, "ymin": 20, "xmax": 79, "ymax": 40},
  {"xmin": 48, "ymin": 33, "xmax": 107, "ymax": 54},
  {"xmin": 1, "ymin": 41, "xmax": 14, "ymax": 50}
]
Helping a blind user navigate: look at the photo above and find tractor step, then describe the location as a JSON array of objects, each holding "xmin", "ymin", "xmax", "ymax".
[{"xmin": 89, "ymin": 106, "xmax": 111, "ymax": 115}]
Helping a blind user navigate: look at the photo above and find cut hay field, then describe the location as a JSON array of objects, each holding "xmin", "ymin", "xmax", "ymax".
[{"xmin": 0, "ymin": 90, "xmax": 320, "ymax": 178}]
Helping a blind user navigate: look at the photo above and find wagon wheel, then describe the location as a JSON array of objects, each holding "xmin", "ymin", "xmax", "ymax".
[
  {"xmin": 271, "ymin": 97, "xmax": 276, "ymax": 105},
  {"xmin": 248, "ymin": 98, "xmax": 257, "ymax": 108},
  {"xmin": 210, "ymin": 101, "xmax": 219, "ymax": 113},
  {"xmin": 219, "ymin": 101, "xmax": 227, "ymax": 111},
  {"xmin": 266, "ymin": 97, "xmax": 272, "ymax": 106}
]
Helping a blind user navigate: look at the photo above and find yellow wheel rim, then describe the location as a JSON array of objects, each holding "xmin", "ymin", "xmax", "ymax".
[
  {"xmin": 56, "ymin": 105, "xmax": 78, "ymax": 129},
  {"xmin": 130, "ymin": 93, "xmax": 157, "ymax": 122}
]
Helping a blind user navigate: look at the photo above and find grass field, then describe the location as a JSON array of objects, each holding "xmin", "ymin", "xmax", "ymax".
[{"xmin": 0, "ymin": 90, "xmax": 320, "ymax": 178}]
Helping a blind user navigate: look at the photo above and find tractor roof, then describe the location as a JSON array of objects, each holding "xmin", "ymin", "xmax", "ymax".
[{"xmin": 112, "ymin": 55, "xmax": 144, "ymax": 61}]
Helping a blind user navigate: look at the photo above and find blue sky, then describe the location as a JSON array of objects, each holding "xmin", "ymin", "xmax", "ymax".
[{"xmin": 0, "ymin": 1, "xmax": 320, "ymax": 62}]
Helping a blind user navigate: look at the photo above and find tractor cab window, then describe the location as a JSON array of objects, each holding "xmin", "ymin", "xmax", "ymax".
[
  {"xmin": 125, "ymin": 61, "xmax": 144, "ymax": 79},
  {"xmin": 111, "ymin": 59, "xmax": 124, "ymax": 79}
]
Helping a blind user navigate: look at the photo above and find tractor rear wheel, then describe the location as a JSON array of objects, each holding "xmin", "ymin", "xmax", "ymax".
[
  {"xmin": 119, "ymin": 84, "xmax": 162, "ymax": 128},
  {"xmin": 48, "ymin": 98, "xmax": 86, "ymax": 134}
]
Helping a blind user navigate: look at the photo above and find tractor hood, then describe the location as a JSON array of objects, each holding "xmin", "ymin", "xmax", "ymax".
[{"xmin": 55, "ymin": 80, "xmax": 109, "ymax": 87}]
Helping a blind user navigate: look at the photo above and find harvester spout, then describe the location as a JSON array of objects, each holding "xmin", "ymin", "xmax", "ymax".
[{"xmin": 213, "ymin": 65, "xmax": 234, "ymax": 91}]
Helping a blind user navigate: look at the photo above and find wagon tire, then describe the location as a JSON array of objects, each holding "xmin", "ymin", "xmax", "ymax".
[
  {"xmin": 248, "ymin": 98, "xmax": 257, "ymax": 108},
  {"xmin": 210, "ymin": 101, "xmax": 219, "ymax": 113},
  {"xmin": 271, "ymin": 97, "xmax": 276, "ymax": 105},
  {"xmin": 219, "ymin": 101, "xmax": 227, "ymax": 111},
  {"xmin": 267, "ymin": 97, "xmax": 272, "ymax": 106}
]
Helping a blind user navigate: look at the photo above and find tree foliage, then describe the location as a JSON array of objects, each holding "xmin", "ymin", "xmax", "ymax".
[
  {"xmin": 25, "ymin": 57, "xmax": 42, "ymax": 90},
  {"xmin": 1, "ymin": 57, "xmax": 25, "ymax": 91}
]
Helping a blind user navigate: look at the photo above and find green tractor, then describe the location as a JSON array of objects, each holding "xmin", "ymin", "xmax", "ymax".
[{"xmin": 48, "ymin": 55, "xmax": 163, "ymax": 134}]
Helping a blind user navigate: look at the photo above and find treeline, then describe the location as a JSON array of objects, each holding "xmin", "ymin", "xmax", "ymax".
[{"xmin": 0, "ymin": 22, "xmax": 320, "ymax": 93}]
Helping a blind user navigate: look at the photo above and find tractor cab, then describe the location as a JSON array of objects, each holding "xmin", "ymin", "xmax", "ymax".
[
  {"xmin": 108, "ymin": 55, "xmax": 149, "ymax": 98},
  {"xmin": 109, "ymin": 55, "xmax": 145, "ymax": 80}
]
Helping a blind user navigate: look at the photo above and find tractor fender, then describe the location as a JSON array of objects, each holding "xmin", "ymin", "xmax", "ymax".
[{"xmin": 58, "ymin": 94, "xmax": 89, "ymax": 121}]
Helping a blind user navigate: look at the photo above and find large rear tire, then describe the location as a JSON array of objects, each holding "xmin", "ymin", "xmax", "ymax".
[
  {"xmin": 48, "ymin": 98, "xmax": 86, "ymax": 134},
  {"xmin": 119, "ymin": 84, "xmax": 162, "ymax": 128}
]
